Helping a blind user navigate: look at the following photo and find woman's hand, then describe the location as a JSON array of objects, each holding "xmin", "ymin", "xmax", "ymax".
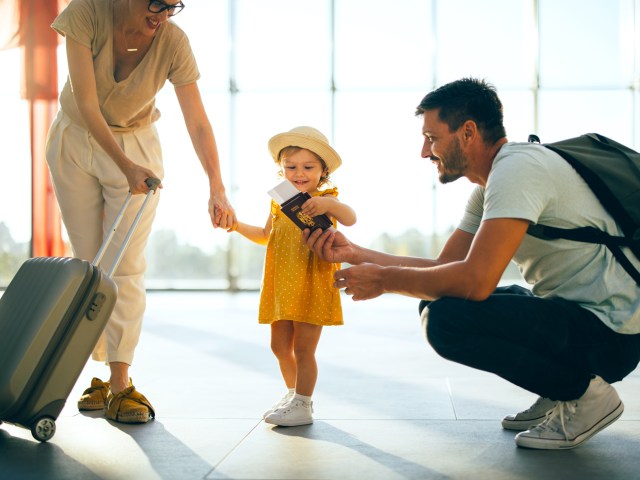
[{"xmin": 123, "ymin": 162, "xmax": 163, "ymax": 194}]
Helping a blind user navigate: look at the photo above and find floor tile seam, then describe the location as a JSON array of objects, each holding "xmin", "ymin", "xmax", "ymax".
[
  {"xmin": 446, "ymin": 378, "xmax": 459, "ymax": 421},
  {"xmin": 207, "ymin": 419, "xmax": 264, "ymax": 477},
  {"xmin": 306, "ymin": 418, "xmax": 499, "ymax": 422},
  {"xmin": 141, "ymin": 416, "xmax": 467, "ymax": 420}
]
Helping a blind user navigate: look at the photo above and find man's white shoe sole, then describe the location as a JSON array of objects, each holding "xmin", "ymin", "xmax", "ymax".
[
  {"xmin": 514, "ymin": 401, "xmax": 624, "ymax": 450},
  {"xmin": 501, "ymin": 414, "xmax": 550, "ymax": 432}
]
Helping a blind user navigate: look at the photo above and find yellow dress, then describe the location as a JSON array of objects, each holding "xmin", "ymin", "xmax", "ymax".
[{"xmin": 258, "ymin": 188, "xmax": 343, "ymax": 326}]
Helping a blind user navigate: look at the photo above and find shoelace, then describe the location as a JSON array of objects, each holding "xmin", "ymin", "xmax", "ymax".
[
  {"xmin": 273, "ymin": 393, "xmax": 293, "ymax": 409},
  {"xmin": 536, "ymin": 401, "xmax": 578, "ymax": 440},
  {"xmin": 278, "ymin": 399, "xmax": 313, "ymax": 415},
  {"xmin": 521, "ymin": 396, "xmax": 549, "ymax": 414}
]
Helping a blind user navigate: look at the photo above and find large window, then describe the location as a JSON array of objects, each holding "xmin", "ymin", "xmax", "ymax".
[
  {"xmin": 0, "ymin": 48, "xmax": 31, "ymax": 285},
  {"xmin": 1, "ymin": 0, "xmax": 639, "ymax": 289}
]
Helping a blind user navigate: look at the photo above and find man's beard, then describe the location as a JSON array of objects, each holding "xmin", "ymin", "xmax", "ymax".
[{"xmin": 437, "ymin": 136, "xmax": 467, "ymax": 184}]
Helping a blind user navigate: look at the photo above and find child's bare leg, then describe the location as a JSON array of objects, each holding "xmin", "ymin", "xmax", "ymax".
[
  {"xmin": 292, "ymin": 322, "xmax": 323, "ymax": 396},
  {"xmin": 263, "ymin": 322, "xmax": 322, "ymax": 426},
  {"xmin": 270, "ymin": 320, "xmax": 296, "ymax": 388}
]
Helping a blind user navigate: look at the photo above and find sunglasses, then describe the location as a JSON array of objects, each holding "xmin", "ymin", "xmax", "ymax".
[{"xmin": 148, "ymin": 0, "xmax": 185, "ymax": 17}]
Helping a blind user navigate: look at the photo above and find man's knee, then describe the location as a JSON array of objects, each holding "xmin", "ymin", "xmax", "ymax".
[
  {"xmin": 419, "ymin": 299, "xmax": 430, "ymax": 335},
  {"xmin": 420, "ymin": 298, "xmax": 457, "ymax": 351}
]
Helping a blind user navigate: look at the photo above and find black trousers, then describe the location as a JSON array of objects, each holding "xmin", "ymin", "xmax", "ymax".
[{"xmin": 420, "ymin": 285, "xmax": 640, "ymax": 401}]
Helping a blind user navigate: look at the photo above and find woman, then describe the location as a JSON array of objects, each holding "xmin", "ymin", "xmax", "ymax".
[{"xmin": 46, "ymin": 0, "xmax": 235, "ymax": 423}]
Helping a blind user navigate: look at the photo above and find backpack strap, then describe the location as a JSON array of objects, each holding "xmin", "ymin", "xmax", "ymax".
[
  {"xmin": 544, "ymin": 137, "xmax": 640, "ymax": 260},
  {"xmin": 527, "ymin": 224, "xmax": 640, "ymax": 285}
]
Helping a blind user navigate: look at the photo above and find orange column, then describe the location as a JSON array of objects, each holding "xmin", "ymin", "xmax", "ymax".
[{"xmin": 21, "ymin": 0, "xmax": 65, "ymax": 257}]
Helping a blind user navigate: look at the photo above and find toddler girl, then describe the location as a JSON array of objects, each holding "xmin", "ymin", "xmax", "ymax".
[{"xmin": 230, "ymin": 126, "xmax": 356, "ymax": 426}]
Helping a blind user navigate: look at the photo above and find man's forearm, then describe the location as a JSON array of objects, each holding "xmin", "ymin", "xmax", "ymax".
[{"xmin": 380, "ymin": 261, "xmax": 492, "ymax": 301}]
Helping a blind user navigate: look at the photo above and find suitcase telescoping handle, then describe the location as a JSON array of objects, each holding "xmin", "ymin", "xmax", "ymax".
[{"xmin": 92, "ymin": 178, "xmax": 161, "ymax": 277}]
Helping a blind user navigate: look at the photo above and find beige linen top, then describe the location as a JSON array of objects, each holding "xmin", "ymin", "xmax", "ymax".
[{"xmin": 51, "ymin": 0, "xmax": 200, "ymax": 132}]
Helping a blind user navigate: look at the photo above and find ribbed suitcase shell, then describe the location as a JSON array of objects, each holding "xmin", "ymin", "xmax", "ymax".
[
  {"xmin": 0, "ymin": 257, "xmax": 116, "ymax": 438},
  {"xmin": 0, "ymin": 181, "xmax": 159, "ymax": 441}
]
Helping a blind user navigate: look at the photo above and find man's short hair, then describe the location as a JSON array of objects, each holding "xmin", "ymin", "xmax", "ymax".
[{"xmin": 416, "ymin": 78, "xmax": 507, "ymax": 144}]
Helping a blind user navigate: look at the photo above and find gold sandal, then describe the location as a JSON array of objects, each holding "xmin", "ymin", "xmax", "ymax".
[
  {"xmin": 77, "ymin": 377, "xmax": 110, "ymax": 411},
  {"xmin": 106, "ymin": 383, "xmax": 155, "ymax": 424}
]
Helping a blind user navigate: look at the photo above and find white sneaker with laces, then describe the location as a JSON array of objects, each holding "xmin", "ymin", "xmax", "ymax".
[
  {"xmin": 515, "ymin": 376, "xmax": 624, "ymax": 450},
  {"xmin": 262, "ymin": 390, "xmax": 295, "ymax": 419},
  {"xmin": 501, "ymin": 396, "xmax": 557, "ymax": 431},
  {"xmin": 264, "ymin": 398, "xmax": 313, "ymax": 427}
]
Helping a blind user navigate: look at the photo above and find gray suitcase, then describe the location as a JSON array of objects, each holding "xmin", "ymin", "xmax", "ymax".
[{"xmin": 0, "ymin": 179, "xmax": 159, "ymax": 442}]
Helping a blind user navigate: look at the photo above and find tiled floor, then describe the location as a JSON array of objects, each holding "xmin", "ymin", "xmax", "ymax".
[{"xmin": 1, "ymin": 291, "xmax": 639, "ymax": 480}]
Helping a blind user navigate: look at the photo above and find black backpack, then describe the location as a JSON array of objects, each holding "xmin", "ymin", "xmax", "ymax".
[{"xmin": 526, "ymin": 133, "xmax": 640, "ymax": 286}]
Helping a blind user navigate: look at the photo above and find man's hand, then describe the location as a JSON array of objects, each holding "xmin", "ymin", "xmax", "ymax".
[
  {"xmin": 303, "ymin": 228, "xmax": 355, "ymax": 264},
  {"xmin": 334, "ymin": 263, "xmax": 385, "ymax": 301}
]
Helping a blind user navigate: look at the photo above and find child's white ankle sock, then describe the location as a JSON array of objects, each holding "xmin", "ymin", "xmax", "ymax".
[{"xmin": 294, "ymin": 393, "xmax": 312, "ymax": 404}]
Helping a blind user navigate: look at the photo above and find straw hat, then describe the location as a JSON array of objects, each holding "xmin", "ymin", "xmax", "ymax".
[{"xmin": 268, "ymin": 126, "xmax": 342, "ymax": 174}]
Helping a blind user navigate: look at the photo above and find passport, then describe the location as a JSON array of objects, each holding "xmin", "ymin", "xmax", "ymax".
[{"xmin": 267, "ymin": 180, "xmax": 333, "ymax": 232}]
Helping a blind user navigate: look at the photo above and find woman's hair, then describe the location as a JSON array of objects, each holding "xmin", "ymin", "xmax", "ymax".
[
  {"xmin": 415, "ymin": 77, "xmax": 506, "ymax": 144},
  {"xmin": 277, "ymin": 146, "xmax": 332, "ymax": 187}
]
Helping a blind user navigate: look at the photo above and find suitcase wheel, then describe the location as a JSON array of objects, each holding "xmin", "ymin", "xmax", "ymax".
[{"xmin": 31, "ymin": 416, "xmax": 56, "ymax": 442}]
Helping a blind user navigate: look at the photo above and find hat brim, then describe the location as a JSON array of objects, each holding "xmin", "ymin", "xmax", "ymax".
[{"xmin": 268, "ymin": 132, "xmax": 342, "ymax": 174}]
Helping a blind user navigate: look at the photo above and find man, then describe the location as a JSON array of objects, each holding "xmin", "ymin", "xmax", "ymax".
[{"xmin": 303, "ymin": 78, "xmax": 640, "ymax": 450}]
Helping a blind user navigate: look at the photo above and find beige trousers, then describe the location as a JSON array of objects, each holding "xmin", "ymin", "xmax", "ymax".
[{"xmin": 45, "ymin": 111, "xmax": 163, "ymax": 365}]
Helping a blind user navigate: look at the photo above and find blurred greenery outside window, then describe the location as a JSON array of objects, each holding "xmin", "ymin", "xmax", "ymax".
[{"xmin": 1, "ymin": 0, "xmax": 638, "ymax": 289}]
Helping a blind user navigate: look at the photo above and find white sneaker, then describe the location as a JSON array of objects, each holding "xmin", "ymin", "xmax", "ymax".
[
  {"xmin": 262, "ymin": 391, "xmax": 295, "ymax": 419},
  {"xmin": 264, "ymin": 398, "xmax": 313, "ymax": 427},
  {"xmin": 501, "ymin": 396, "xmax": 557, "ymax": 431},
  {"xmin": 515, "ymin": 376, "xmax": 624, "ymax": 450}
]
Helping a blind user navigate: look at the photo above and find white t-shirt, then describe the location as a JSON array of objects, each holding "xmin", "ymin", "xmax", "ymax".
[{"xmin": 458, "ymin": 142, "xmax": 640, "ymax": 334}]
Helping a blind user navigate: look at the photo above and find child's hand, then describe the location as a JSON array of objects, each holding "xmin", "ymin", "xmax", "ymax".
[
  {"xmin": 301, "ymin": 196, "xmax": 330, "ymax": 217},
  {"xmin": 210, "ymin": 193, "xmax": 236, "ymax": 230}
]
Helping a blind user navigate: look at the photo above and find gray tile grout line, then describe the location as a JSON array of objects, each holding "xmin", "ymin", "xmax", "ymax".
[
  {"xmin": 446, "ymin": 378, "xmax": 459, "ymax": 420},
  {"xmin": 207, "ymin": 419, "xmax": 265, "ymax": 478}
]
